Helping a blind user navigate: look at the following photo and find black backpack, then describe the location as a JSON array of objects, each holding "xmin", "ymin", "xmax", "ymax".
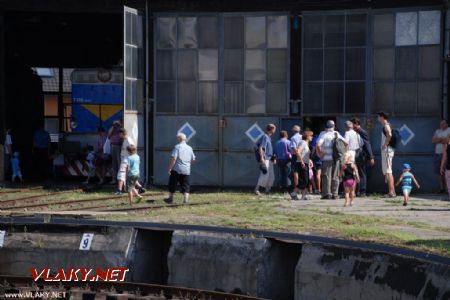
[
  {"xmin": 332, "ymin": 132, "xmax": 347, "ymax": 161},
  {"xmin": 383, "ymin": 125, "xmax": 400, "ymax": 148}
]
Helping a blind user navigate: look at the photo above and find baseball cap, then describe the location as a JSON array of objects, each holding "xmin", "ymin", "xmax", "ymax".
[{"xmin": 402, "ymin": 163, "xmax": 411, "ymax": 170}]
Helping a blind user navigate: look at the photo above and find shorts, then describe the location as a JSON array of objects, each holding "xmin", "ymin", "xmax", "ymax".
[
  {"xmin": 117, "ymin": 162, "xmax": 128, "ymax": 181},
  {"xmin": 343, "ymin": 179, "xmax": 356, "ymax": 188},
  {"xmin": 126, "ymin": 175, "xmax": 139, "ymax": 192},
  {"xmin": 296, "ymin": 162, "xmax": 309, "ymax": 189},
  {"xmin": 402, "ymin": 187, "xmax": 412, "ymax": 195},
  {"xmin": 169, "ymin": 170, "xmax": 190, "ymax": 194},
  {"xmin": 381, "ymin": 148, "xmax": 394, "ymax": 175},
  {"xmin": 434, "ymin": 154, "xmax": 443, "ymax": 174}
]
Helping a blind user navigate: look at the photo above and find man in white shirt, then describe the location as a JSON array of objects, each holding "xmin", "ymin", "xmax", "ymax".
[
  {"xmin": 317, "ymin": 120, "xmax": 347, "ymax": 199},
  {"xmin": 432, "ymin": 119, "xmax": 450, "ymax": 193},
  {"xmin": 344, "ymin": 121, "xmax": 361, "ymax": 163}
]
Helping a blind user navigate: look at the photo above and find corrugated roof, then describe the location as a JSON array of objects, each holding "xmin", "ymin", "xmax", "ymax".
[{"xmin": 34, "ymin": 68, "xmax": 74, "ymax": 93}]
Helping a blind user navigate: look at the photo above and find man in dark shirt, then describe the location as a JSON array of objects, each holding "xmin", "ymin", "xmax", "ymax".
[{"xmin": 351, "ymin": 118, "xmax": 375, "ymax": 197}]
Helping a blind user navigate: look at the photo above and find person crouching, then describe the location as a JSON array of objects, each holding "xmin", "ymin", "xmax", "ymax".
[
  {"xmin": 126, "ymin": 144, "xmax": 142, "ymax": 204},
  {"xmin": 164, "ymin": 133, "xmax": 196, "ymax": 204}
]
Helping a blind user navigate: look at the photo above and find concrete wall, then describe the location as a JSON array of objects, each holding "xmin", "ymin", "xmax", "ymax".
[{"xmin": 295, "ymin": 244, "xmax": 450, "ymax": 300}]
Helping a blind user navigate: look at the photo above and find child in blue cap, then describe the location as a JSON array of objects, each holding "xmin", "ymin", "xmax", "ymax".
[{"xmin": 395, "ymin": 163, "xmax": 420, "ymax": 206}]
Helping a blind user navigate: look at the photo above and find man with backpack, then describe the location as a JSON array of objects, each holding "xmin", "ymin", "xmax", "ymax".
[
  {"xmin": 316, "ymin": 120, "xmax": 347, "ymax": 199},
  {"xmin": 378, "ymin": 111, "xmax": 398, "ymax": 198}
]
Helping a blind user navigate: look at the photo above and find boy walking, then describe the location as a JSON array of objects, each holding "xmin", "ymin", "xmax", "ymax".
[
  {"xmin": 395, "ymin": 163, "xmax": 420, "ymax": 206},
  {"xmin": 165, "ymin": 133, "xmax": 196, "ymax": 204},
  {"xmin": 126, "ymin": 145, "xmax": 142, "ymax": 204},
  {"xmin": 11, "ymin": 152, "xmax": 23, "ymax": 183}
]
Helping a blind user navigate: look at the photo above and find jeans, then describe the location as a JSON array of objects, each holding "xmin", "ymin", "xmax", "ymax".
[
  {"xmin": 356, "ymin": 161, "xmax": 367, "ymax": 194},
  {"xmin": 277, "ymin": 159, "xmax": 291, "ymax": 188}
]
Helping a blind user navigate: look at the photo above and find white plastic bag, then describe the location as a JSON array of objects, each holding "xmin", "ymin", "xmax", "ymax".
[{"xmin": 103, "ymin": 138, "xmax": 111, "ymax": 154}]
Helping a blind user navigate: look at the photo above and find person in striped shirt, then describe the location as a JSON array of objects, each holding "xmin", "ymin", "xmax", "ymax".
[{"xmin": 395, "ymin": 163, "xmax": 420, "ymax": 206}]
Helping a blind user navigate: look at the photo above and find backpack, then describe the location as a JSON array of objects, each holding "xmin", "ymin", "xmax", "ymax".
[
  {"xmin": 383, "ymin": 125, "xmax": 400, "ymax": 148},
  {"xmin": 332, "ymin": 132, "xmax": 347, "ymax": 161}
]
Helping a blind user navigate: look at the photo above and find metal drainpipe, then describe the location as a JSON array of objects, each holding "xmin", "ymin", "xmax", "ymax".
[
  {"xmin": 443, "ymin": 0, "xmax": 449, "ymax": 119},
  {"xmin": 144, "ymin": 0, "xmax": 150, "ymax": 186}
]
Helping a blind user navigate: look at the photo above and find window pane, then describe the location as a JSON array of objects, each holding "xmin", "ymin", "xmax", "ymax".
[
  {"xmin": 395, "ymin": 82, "xmax": 417, "ymax": 114},
  {"xmin": 199, "ymin": 82, "xmax": 218, "ymax": 113},
  {"xmin": 44, "ymin": 95, "xmax": 58, "ymax": 116},
  {"xmin": 346, "ymin": 48, "xmax": 365, "ymax": 80},
  {"xmin": 395, "ymin": 47, "xmax": 417, "ymax": 80},
  {"xmin": 268, "ymin": 16, "xmax": 288, "ymax": 48},
  {"xmin": 246, "ymin": 82, "xmax": 266, "ymax": 113},
  {"xmin": 224, "ymin": 50, "xmax": 243, "ymax": 81},
  {"xmin": 245, "ymin": 50, "xmax": 266, "ymax": 80},
  {"xmin": 419, "ymin": 46, "xmax": 441, "ymax": 79},
  {"xmin": 198, "ymin": 50, "xmax": 218, "ymax": 80},
  {"xmin": 178, "ymin": 50, "xmax": 197, "ymax": 80},
  {"xmin": 373, "ymin": 14, "xmax": 394, "ymax": 47},
  {"xmin": 199, "ymin": 17, "xmax": 218, "ymax": 48},
  {"xmin": 303, "ymin": 49, "xmax": 323, "ymax": 81},
  {"xmin": 373, "ymin": 49, "xmax": 394, "ymax": 80},
  {"xmin": 346, "ymin": 14, "xmax": 367, "ymax": 47},
  {"xmin": 325, "ymin": 15, "xmax": 345, "ymax": 47},
  {"xmin": 418, "ymin": 81, "xmax": 440, "ymax": 114},
  {"xmin": 225, "ymin": 17, "xmax": 244, "ymax": 49},
  {"xmin": 268, "ymin": 50, "xmax": 287, "ymax": 81},
  {"xmin": 303, "ymin": 82, "xmax": 323, "ymax": 114},
  {"xmin": 267, "ymin": 83, "xmax": 287, "ymax": 114},
  {"xmin": 373, "ymin": 83, "xmax": 393, "ymax": 113},
  {"xmin": 345, "ymin": 82, "xmax": 365, "ymax": 113},
  {"xmin": 418, "ymin": 11, "xmax": 440, "ymax": 45},
  {"xmin": 324, "ymin": 82, "xmax": 343, "ymax": 113},
  {"xmin": 303, "ymin": 16, "xmax": 323, "ymax": 48},
  {"xmin": 246, "ymin": 17, "xmax": 266, "ymax": 48},
  {"xmin": 396, "ymin": 12, "xmax": 417, "ymax": 46},
  {"xmin": 177, "ymin": 17, "xmax": 198, "ymax": 49},
  {"xmin": 125, "ymin": 79, "xmax": 137, "ymax": 110},
  {"xmin": 157, "ymin": 18, "xmax": 176, "ymax": 49},
  {"xmin": 225, "ymin": 82, "xmax": 244, "ymax": 113},
  {"xmin": 156, "ymin": 50, "xmax": 176, "ymax": 80},
  {"xmin": 178, "ymin": 81, "xmax": 197, "ymax": 113},
  {"xmin": 156, "ymin": 81, "xmax": 175, "ymax": 112},
  {"xmin": 324, "ymin": 49, "xmax": 344, "ymax": 80}
]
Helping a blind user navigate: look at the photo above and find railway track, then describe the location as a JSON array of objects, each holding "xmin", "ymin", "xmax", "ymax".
[
  {"xmin": 0, "ymin": 189, "xmax": 84, "ymax": 206},
  {"xmin": 0, "ymin": 275, "xmax": 267, "ymax": 300}
]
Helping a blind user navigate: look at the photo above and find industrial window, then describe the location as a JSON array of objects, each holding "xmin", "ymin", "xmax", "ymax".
[
  {"xmin": 372, "ymin": 10, "xmax": 441, "ymax": 115},
  {"xmin": 155, "ymin": 14, "xmax": 289, "ymax": 115},
  {"xmin": 124, "ymin": 8, "xmax": 142, "ymax": 111},
  {"xmin": 302, "ymin": 13, "xmax": 367, "ymax": 115}
]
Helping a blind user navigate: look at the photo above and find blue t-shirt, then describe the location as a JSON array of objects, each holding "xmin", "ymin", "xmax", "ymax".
[
  {"xmin": 127, "ymin": 154, "xmax": 140, "ymax": 177},
  {"xmin": 275, "ymin": 139, "xmax": 290, "ymax": 160},
  {"xmin": 258, "ymin": 134, "xmax": 273, "ymax": 160},
  {"xmin": 172, "ymin": 142, "xmax": 196, "ymax": 175},
  {"xmin": 402, "ymin": 171, "xmax": 413, "ymax": 189}
]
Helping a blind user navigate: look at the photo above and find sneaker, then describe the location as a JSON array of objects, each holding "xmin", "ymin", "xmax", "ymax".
[
  {"xmin": 332, "ymin": 195, "xmax": 338, "ymax": 200},
  {"xmin": 139, "ymin": 187, "xmax": 146, "ymax": 194},
  {"xmin": 183, "ymin": 197, "xmax": 189, "ymax": 204},
  {"xmin": 321, "ymin": 195, "xmax": 332, "ymax": 200},
  {"xmin": 164, "ymin": 198, "xmax": 173, "ymax": 204},
  {"xmin": 114, "ymin": 191, "xmax": 122, "ymax": 196},
  {"xmin": 403, "ymin": 202, "xmax": 408, "ymax": 206},
  {"xmin": 383, "ymin": 193, "xmax": 397, "ymax": 198},
  {"xmin": 301, "ymin": 195, "xmax": 309, "ymax": 201},
  {"xmin": 254, "ymin": 189, "xmax": 261, "ymax": 196},
  {"xmin": 290, "ymin": 192, "xmax": 299, "ymax": 200}
]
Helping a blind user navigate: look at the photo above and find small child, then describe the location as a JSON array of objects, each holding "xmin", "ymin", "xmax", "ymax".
[
  {"xmin": 11, "ymin": 152, "xmax": 23, "ymax": 183},
  {"xmin": 339, "ymin": 152, "xmax": 360, "ymax": 207},
  {"xmin": 126, "ymin": 145, "xmax": 142, "ymax": 204},
  {"xmin": 395, "ymin": 163, "xmax": 420, "ymax": 206},
  {"xmin": 83, "ymin": 145, "xmax": 99, "ymax": 184}
]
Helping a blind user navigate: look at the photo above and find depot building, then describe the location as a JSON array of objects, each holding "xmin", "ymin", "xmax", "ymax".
[{"xmin": 0, "ymin": 0, "xmax": 446, "ymax": 190}]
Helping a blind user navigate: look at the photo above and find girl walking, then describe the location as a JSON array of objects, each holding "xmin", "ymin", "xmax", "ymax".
[{"xmin": 339, "ymin": 152, "xmax": 360, "ymax": 207}]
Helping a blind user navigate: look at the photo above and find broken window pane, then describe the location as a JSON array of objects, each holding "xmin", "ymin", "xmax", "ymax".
[
  {"xmin": 418, "ymin": 11, "xmax": 440, "ymax": 45},
  {"xmin": 267, "ymin": 83, "xmax": 287, "ymax": 114},
  {"xmin": 224, "ymin": 82, "xmax": 244, "ymax": 113},
  {"xmin": 224, "ymin": 50, "xmax": 243, "ymax": 81},
  {"xmin": 245, "ymin": 50, "xmax": 266, "ymax": 80},
  {"xmin": 199, "ymin": 82, "xmax": 218, "ymax": 113},
  {"xmin": 225, "ymin": 17, "xmax": 244, "ymax": 49},
  {"xmin": 268, "ymin": 16, "xmax": 288, "ymax": 48},
  {"xmin": 246, "ymin": 17, "xmax": 266, "ymax": 48},
  {"xmin": 157, "ymin": 18, "xmax": 176, "ymax": 49},
  {"xmin": 199, "ymin": 16, "xmax": 218, "ymax": 48},
  {"xmin": 395, "ymin": 12, "xmax": 417, "ymax": 46},
  {"xmin": 178, "ymin": 81, "xmax": 197, "ymax": 113},
  {"xmin": 177, "ymin": 17, "xmax": 198, "ymax": 49},
  {"xmin": 198, "ymin": 50, "xmax": 218, "ymax": 80},
  {"xmin": 245, "ymin": 82, "xmax": 266, "ymax": 113},
  {"xmin": 303, "ymin": 16, "xmax": 323, "ymax": 48},
  {"xmin": 373, "ymin": 14, "xmax": 395, "ymax": 47},
  {"xmin": 268, "ymin": 50, "xmax": 287, "ymax": 81}
]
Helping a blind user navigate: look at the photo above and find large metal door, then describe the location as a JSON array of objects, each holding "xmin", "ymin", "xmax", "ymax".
[{"xmin": 124, "ymin": 6, "xmax": 146, "ymax": 180}]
